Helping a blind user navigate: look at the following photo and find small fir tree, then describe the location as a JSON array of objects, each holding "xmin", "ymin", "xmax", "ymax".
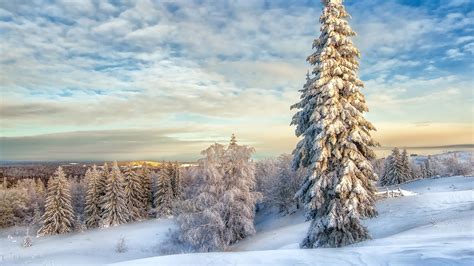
[
  {"xmin": 401, "ymin": 149, "xmax": 412, "ymax": 180},
  {"xmin": 424, "ymin": 156, "xmax": 434, "ymax": 178},
  {"xmin": 380, "ymin": 148, "xmax": 409, "ymax": 186},
  {"xmin": 37, "ymin": 167, "xmax": 75, "ymax": 236},
  {"xmin": 85, "ymin": 165, "xmax": 102, "ymax": 229},
  {"xmin": 31, "ymin": 202, "xmax": 42, "ymax": 231},
  {"xmin": 124, "ymin": 168, "xmax": 145, "ymax": 221},
  {"xmin": 23, "ymin": 228, "xmax": 32, "ymax": 247},
  {"xmin": 170, "ymin": 162, "xmax": 182, "ymax": 200},
  {"xmin": 102, "ymin": 162, "xmax": 129, "ymax": 227},
  {"xmin": 98, "ymin": 163, "xmax": 109, "ymax": 208},
  {"xmin": 140, "ymin": 164, "xmax": 153, "ymax": 217},
  {"xmin": 154, "ymin": 165, "xmax": 174, "ymax": 217}
]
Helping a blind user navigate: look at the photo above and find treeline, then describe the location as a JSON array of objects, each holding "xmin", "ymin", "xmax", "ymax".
[
  {"xmin": 379, "ymin": 148, "xmax": 472, "ymax": 186},
  {"xmin": 0, "ymin": 164, "xmax": 89, "ymax": 188},
  {"xmin": 0, "ymin": 134, "xmax": 269, "ymax": 252},
  {"xmin": 0, "ymin": 162, "xmax": 181, "ymax": 232}
]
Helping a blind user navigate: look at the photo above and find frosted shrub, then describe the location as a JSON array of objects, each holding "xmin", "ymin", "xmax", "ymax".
[
  {"xmin": 22, "ymin": 229, "xmax": 32, "ymax": 248},
  {"xmin": 177, "ymin": 135, "xmax": 260, "ymax": 251},
  {"xmin": 115, "ymin": 237, "xmax": 127, "ymax": 253},
  {"xmin": 256, "ymin": 155, "xmax": 303, "ymax": 214}
]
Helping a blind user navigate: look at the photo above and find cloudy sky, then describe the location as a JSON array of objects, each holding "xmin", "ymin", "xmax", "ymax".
[{"xmin": 0, "ymin": 0, "xmax": 473, "ymax": 161}]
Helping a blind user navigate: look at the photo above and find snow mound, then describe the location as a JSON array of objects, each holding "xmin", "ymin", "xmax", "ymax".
[{"xmin": 399, "ymin": 189, "xmax": 417, "ymax": 196}]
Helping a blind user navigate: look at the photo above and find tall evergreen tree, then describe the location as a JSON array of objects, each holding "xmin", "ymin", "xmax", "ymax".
[
  {"xmin": 154, "ymin": 164, "xmax": 173, "ymax": 217},
  {"xmin": 37, "ymin": 167, "xmax": 74, "ymax": 236},
  {"xmin": 85, "ymin": 165, "xmax": 102, "ymax": 229},
  {"xmin": 101, "ymin": 162, "xmax": 129, "ymax": 227},
  {"xmin": 124, "ymin": 168, "xmax": 144, "ymax": 221},
  {"xmin": 291, "ymin": 0, "xmax": 378, "ymax": 248}
]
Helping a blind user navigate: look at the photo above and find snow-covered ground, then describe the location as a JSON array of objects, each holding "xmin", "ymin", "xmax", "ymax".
[
  {"xmin": 0, "ymin": 218, "xmax": 176, "ymax": 265},
  {"xmin": 1, "ymin": 176, "xmax": 473, "ymax": 265}
]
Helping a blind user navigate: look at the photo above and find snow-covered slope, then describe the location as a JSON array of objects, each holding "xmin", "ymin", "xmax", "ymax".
[
  {"xmin": 1, "ymin": 176, "xmax": 473, "ymax": 265},
  {"xmin": 0, "ymin": 218, "xmax": 176, "ymax": 265},
  {"xmin": 115, "ymin": 176, "xmax": 474, "ymax": 265}
]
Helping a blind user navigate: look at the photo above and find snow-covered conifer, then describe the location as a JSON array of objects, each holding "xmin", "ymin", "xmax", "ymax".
[
  {"xmin": 124, "ymin": 168, "xmax": 144, "ymax": 221},
  {"xmin": 85, "ymin": 165, "xmax": 102, "ymax": 229},
  {"xmin": 37, "ymin": 167, "xmax": 75, "ymax": 236},
  {"xmin": 291, "ymin": 0, "xmax": 378, "ymax": 248},
  {"xmin": 31, "ymin": 202, "xmax": 42, "ymax": 232},
  {"xmin": 170, "ymin": 162, "xmax": 182, "ymax": 199},
  {"xmin": 401, "ymin": 149, "xmax": 412, "ymax": 180},
  {"xmin": 99, "ymin": 163, "xmax": 109, "ymax": 195},
  {"xmin": 140, "ymin": 164, "xmax": 152, "ymax": 216},
  {"xmin": 101, "ymin": 162, "xmax": 129, "ymax": 227},
  {"xmin": 23, "ymin": 229, "xmax": 32, "ymax": 247},
  {"xmin": 380, "ymin": 148, "xmax": 409, "ymax": 186},
  {"xmin": 154, "ymin": 164, "xmax": 173, "ymax": 217},
  {"xmin": 424, "ymin": 155, "xmax": 434, "ymax": 178},
  {"xmin": 97, "ymin": 163, "xmax": 109, "ymax": 217},
  {"xmin": 70, "ymin": 176, "xmax": 86, "ymax": 223}
]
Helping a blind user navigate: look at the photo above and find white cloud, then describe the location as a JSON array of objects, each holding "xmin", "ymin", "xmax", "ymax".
[{"xmin": 0, "ymin": 0, "xmax": 472, "ymax": 159}]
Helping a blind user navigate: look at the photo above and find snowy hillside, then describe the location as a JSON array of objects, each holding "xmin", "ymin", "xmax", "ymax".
[
  {"xmin": 1, "ymin": 176, "xmax": 473, "ymax": 265},
  {"xmin": 0, "ymin": 218, "xmax": 176, "ymax": 265},
  {"xmin": 411, "ymin": 151, "xmax": 473, "ymax": 165},
  {"xmin": 116, "ymin": 176, "xmax": 474, "ymax": 265}
]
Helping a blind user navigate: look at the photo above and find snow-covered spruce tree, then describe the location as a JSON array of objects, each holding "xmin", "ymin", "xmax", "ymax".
[
  {"xmin": 124, "ymin": 168, "xmax": 144, "ymax": 221},
  {"xmin": 170, "ymin": 162, "xmax": 182, "ymax": 200},
  {"xmin": 85, "ymin": 165, "xmax": 102, "ymax": 229},
  {"xmin": 154, "ymin": 164, "xmax": 174, "ymax": 217},
  {"xmin": 70, "ymin": 176, "xmax": 86, "ymax": 223},
  {"xmin": 220, "ymin": 135, "xmax": 260, "ymax": 245},
  {"xmin": 99, "ymin": 163, "xmax": 109, "ymax": 192},
  {"xmin": 98, "ymin": 163, "xmax": 109, "ymax": 218},
  {"xmin": 101, "ymin": 162, "xmax": 129, "ymax": 227},
  {"xmin": 424, "ymin": 155, "xmax": 434, "ymax": 178},
  {"xmin": 31, "ymin": 202, "xmax": 42, "ymax": 232},
  {"xmin": 140, "ymin": 164, "xmax": 152, "ymax": 216},
  {"xmin": 401, "ymin": 149, "xmax": 412, "ymax": 180},
  {"xmin": 37, "ymin": 167, "xmax": 75, "ymax": 236},
  {"xmin": 291, "ymin": 0, "xmax": 378, "ymax": 248},
  {"xmin": 380, "ymin": 148, "xmax": 407, "ymax": 186}
]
